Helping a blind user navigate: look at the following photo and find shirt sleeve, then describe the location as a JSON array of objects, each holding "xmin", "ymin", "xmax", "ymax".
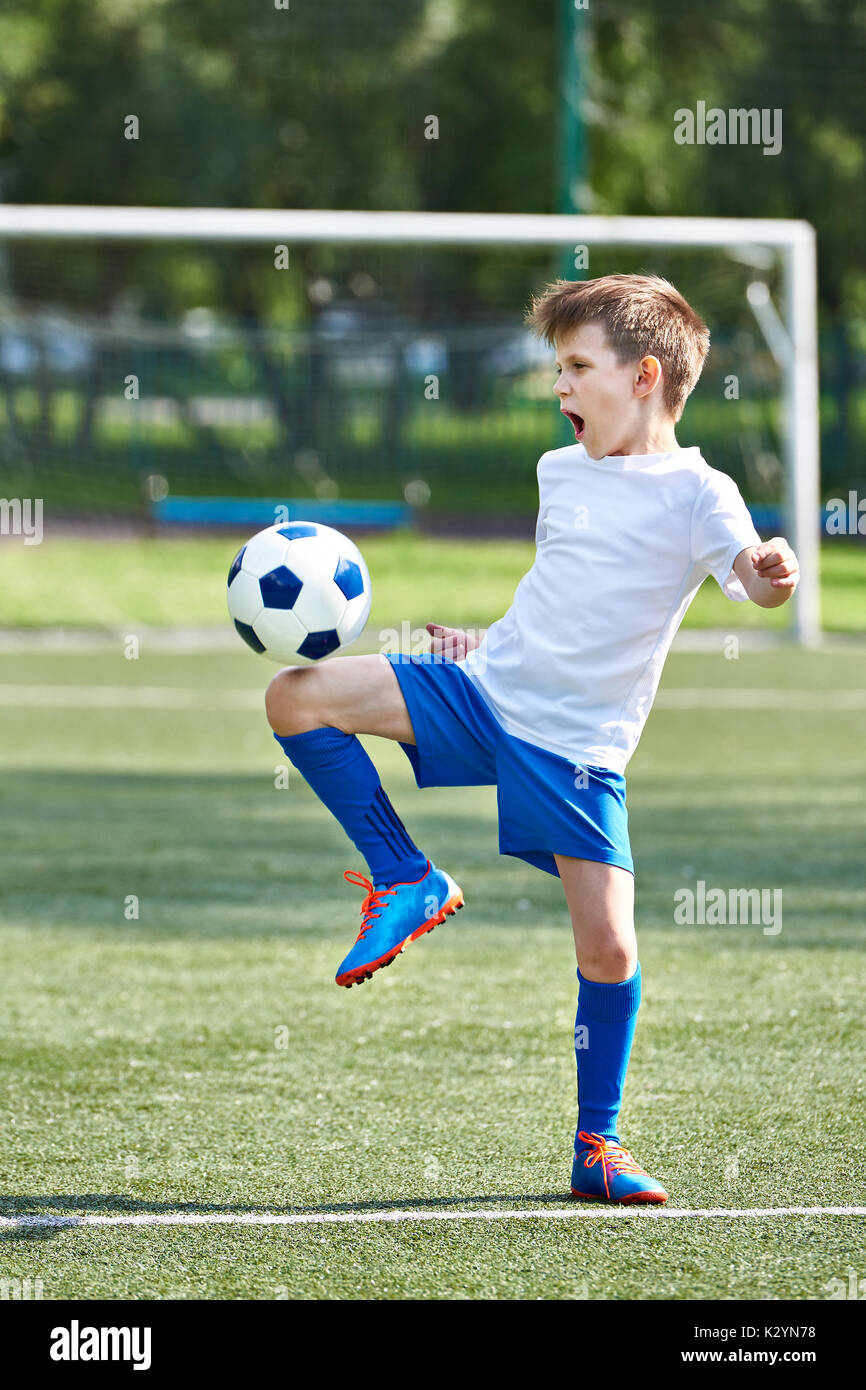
[
  {"xmin": 690, "ymin": 469, "xmax": 762, "ymax": 601},
  {"xmin": 534, "ymin": 451, "xmax": 552, "ymax": 547}
]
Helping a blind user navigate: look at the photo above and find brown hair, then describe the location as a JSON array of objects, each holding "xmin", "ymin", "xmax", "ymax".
[{"xmin": 525, "ymin": 273, "xmax": 710, "ymax": 419}]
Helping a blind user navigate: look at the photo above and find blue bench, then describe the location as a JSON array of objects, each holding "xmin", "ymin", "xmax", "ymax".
[{"xmin": 152, "ymin": 497, "xmax": 411, "ymax": 529}]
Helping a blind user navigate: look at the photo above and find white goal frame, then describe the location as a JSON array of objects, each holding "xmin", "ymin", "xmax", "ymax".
[{"xmin": 0, "ymin": 205, "xmax": 820, "ymax": 644}]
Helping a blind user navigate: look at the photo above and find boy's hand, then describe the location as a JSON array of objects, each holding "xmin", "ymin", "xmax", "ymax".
[
  {"xmin": 426, "ymin": 623, "xmax": 480, "ymax": 660},
  {"xmin": 750, "ymin": 536, "xmax": 800, "ymax": 586},
  {"xmin": 751, "ymin": 537, "xmax": 799, "ymax": 589},
  {"xmin": 734, "ymin": 537, "xmax": 799, "ymax": 607}
]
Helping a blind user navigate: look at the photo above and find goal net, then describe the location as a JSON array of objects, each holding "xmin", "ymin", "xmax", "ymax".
[{"xmin": 0, "ymin": 205, "xmax": 819, "ymax": 641}]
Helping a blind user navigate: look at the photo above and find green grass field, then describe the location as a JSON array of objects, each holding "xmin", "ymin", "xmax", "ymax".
[
  {"xmin": 1, "ymin": 532, "xmax": 865, "ymax": 633},
  {"xmin": 1, "ymin": 630, "xmax": 865, "ymax": 1299}
]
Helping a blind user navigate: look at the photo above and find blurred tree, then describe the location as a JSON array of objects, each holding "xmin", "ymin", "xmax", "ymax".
[
  {"xmin": 0, "ymin": 0, "xmax": 863, "ymax": 486},
  {"xmin": 3, "ymin": 0, "xmax": 862, "ymax": 314}
]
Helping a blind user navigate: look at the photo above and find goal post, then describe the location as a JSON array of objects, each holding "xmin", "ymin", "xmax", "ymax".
[{"xmin": 0, "ymin": 205, "xmax": 820, "ymax": 644}]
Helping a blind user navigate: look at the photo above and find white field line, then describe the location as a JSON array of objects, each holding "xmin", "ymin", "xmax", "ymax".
[
  {"xmin": 657, "ymin": 689, "xmax": 866, "ymax": 710},
  {"xmin": 0, "ymin": 685, "xmax": 863, "ymax": 712},
  {"xmin": 1, "ymin": 1206, "xmax": 865, "ymax": 1230},
  {"xmin": 0, "ymin": 684, "xmax": 262, "ymax": 710}
]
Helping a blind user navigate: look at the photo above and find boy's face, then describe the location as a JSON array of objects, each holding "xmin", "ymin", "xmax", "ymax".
[{"xmin": 553, "ymin": 321, "xmax": 649, "ymax": 459}]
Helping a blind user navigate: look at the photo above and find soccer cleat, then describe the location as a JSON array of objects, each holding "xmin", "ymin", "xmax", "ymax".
[
  {"xmin": 335, "ymin": 860, "xmax": 464, "ymax": 988},
  {"xmin": 570, "ymin": 1131, "xmax": 668, "ymax": 1204}
]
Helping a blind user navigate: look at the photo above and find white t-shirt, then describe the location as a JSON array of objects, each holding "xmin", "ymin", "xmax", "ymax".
[{"xmin": 456, "ymin": 443, "xmax": 761, "ymax": 774}]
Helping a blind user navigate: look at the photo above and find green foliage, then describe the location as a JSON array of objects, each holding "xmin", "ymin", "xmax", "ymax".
[
  {"xmin": 1, "ymin": 1, "xmax": 863, "ymax": 305},
  {"xmin": 0, "ymin": 3, "xmax": 864, "ymax": 503}
]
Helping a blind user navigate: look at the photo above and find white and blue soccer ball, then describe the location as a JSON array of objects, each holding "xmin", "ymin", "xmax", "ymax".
[{"xmin": 226, "ymin": 521, "xmax": 372, "ymax": 663}]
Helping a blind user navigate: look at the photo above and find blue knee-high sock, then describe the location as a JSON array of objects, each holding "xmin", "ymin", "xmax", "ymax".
[
  {"xmin": 274, "ymin": 726, "xmax": 428, "ymax": 889},
  {"xmin": 573, "ymin": 962, "xmax": 641, "ymax": 1147}
]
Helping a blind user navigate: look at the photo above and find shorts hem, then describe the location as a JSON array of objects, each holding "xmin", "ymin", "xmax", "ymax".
[{"xmin": 502, "ymin": 843, "xmax": 634, "ymax": 879}]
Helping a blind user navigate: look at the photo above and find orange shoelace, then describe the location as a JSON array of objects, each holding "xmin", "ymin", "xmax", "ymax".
[
  {"xmin": 576, "ymin": 1131, "xmax": 648, "ymax": 1196},
  {"xmin": 343, "ymin": 870, "xmax": 397, "ymax": 942}
]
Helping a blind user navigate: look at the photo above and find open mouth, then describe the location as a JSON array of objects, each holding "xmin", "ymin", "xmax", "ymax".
[{"xmin": 562, "ymin": 409, "xmax": 585, "ymax": 440}]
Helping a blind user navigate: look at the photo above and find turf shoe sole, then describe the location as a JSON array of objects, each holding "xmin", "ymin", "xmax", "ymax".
[{"xmin": 336, "ymin": 860, "xmax": 464, "ymax": 988}]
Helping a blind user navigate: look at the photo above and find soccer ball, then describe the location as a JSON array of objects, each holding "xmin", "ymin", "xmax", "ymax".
[{"xmin": 226, "ymin": 521, "xmax": 372, "ymax": 663}]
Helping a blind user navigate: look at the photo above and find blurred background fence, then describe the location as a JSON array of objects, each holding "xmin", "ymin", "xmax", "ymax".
[
  {"xmin": 1, "ymin": 239, "xmax": 808, "ymax": 524},
  {"xmin": 1, "ymin": 0, "xmax": 864, "ymax": 531}
]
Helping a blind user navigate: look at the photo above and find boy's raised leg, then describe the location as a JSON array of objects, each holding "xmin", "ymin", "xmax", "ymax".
[
  {"xmin": 555, "ymin": 855, "xmax": 667, "ymax": 1203},
  {"xmin": 266, "ymin": 654, "xmax": 463, "ymax": 986},
  {"xmin": 267, "ymin": 654, "xmax": 426, "ymax": 888}
]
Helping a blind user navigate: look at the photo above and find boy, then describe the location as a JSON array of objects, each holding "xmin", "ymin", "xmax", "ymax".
[{"xmin": 265, "ymin": 274, "xmax": 799, "ymax": 1204}]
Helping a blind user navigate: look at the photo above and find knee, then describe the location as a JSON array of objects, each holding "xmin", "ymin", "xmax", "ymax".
[
  {"xmin": 577, "ymin": 940, "xmax": 637, "ymax": 984},
  {"xmin": 265, "ymin": 667, "xmax": 317, "ymax": 735}
]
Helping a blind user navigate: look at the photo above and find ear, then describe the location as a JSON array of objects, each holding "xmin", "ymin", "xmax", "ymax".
[{"xmin": 634, "ymin": 354, "xmax": 663, "ymax": 400}]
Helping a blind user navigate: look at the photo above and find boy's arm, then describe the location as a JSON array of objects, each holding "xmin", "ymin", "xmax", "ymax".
[{"xmin": 732, "ymin": 537, "xmax": 800, "ymax": 608}]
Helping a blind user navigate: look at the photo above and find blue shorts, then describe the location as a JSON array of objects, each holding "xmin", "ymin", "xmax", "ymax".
[{"xmin": 385, "ymin": 653, "xmax": 633, "ymax": 879}]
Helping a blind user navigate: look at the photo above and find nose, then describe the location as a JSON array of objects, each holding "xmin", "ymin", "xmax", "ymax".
[{"xmin": 553, "ymin": 374, "xmax": 567, "ymax": 397}]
